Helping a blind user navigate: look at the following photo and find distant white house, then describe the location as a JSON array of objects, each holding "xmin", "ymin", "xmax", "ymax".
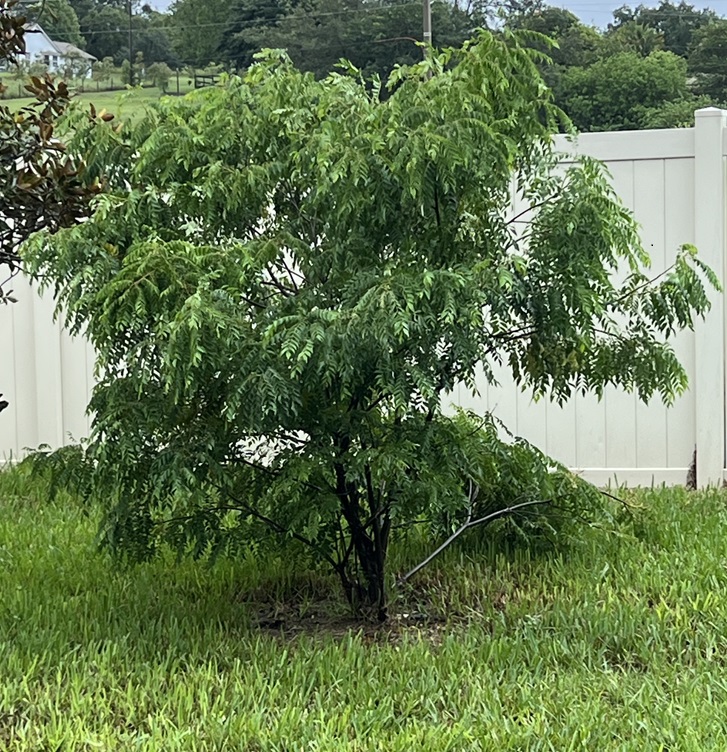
[{"xmin": 18, "ymin": 23, "xmax": 96, "ymax": 77}]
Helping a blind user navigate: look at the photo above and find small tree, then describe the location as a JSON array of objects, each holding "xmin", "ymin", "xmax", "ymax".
[
  {"xmin": 146, "ymin": 61, "xmax": 172, "ymax": 93},
  {"xmin": 28, "ymin": 60, "xmax": 48, "ymax": 77},
  {"xmin": 61, "ymin": 51, "xmax": 85, "ymax": 81},
  {"xmin": 10, "ymin": 56, "xmax": 28, "ymax": 80},
  {"xmin": 92, "ymin": 56, "xmax": 115, "ymax": 82},
  {"xmin": 26, "ymin": 35, "xmax": 717, "ymax": 620},
  {"xmin": 135, "ymin": 50, "xmax": 144, "ymax": 80},
  {"xmin": 120, "ymin": 58, "xmax": 131, "ymax": 85}
]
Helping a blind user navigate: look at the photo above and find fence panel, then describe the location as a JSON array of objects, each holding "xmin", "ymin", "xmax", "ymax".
[
  {"xmin": 0, "ymin": 274, "xmax": 94, "ymax": 460},
  {"xmin": 3, "ymin": 110, "xmax": 726, "ymax": 485},
  {"xmin": 455, "ymin": 121, "xmax": 718, "ymax": 486}
]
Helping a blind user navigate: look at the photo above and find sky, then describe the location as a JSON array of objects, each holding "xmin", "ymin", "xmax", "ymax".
[
  {"xmin": 143, "ymin": 0, "xmax": 727, "ymax": 30},
  {"xmin": 560, "ymin": 0, "xmax": 727, "ymax": 27}
]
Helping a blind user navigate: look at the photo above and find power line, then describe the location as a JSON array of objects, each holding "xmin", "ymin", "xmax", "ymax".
[
  {"xmin": 75, "ymin": 1, "xmax": 427, "ymax": 35},
  {"xmin": 69, "ymin": 9, "xmax": 727, "ymax": 43},
  {"xmin": 4, "ymin": 33, "xmax": 422, "ymax": 69}
]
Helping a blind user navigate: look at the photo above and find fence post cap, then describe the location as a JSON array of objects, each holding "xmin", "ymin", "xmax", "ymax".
[{"xmin": 695, "ymin": 106, "xmax": 727, "ymax": 119}]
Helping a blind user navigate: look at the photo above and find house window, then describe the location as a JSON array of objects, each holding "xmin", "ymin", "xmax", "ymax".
[{"xmin": 43, "ymin": 55, "xmax": 50, "ymax": 65}]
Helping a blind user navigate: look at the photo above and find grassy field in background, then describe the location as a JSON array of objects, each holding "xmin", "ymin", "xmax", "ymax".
[
  {"xmin": 2, "ymin": 468, "xmax": 727, "ymax": 750},
  {"xmin": 2, "ymin": 87, "xmax": 174, "ymax": 121}
]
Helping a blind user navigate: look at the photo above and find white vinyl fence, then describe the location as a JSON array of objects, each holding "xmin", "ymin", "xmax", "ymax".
[
  {"xmin": 0, "ymin": 282, "xmax": 95, "ymax": 459},
  {"xmin": 3, "ymin": 108, "xmax": 727, "ymax": 486}
]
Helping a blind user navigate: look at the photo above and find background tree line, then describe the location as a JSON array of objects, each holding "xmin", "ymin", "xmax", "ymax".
[{"xmin": 11, "ymin": 0, "xmax": 727, "ymax": 130}]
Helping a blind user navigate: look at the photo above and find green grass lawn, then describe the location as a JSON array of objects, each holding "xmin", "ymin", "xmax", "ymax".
[
  {"xmin": 2, "ymin": 468, "xmax": 727, "ymax": 750},
  {"xmin": 2, "ymin": 87, "xmax": 180, "ymax": 121}
]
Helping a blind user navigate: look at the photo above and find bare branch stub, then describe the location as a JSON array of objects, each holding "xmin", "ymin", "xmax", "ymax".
[{"xmin": 398, "ymin": 497, "xmax": 551, "ymax": 585}]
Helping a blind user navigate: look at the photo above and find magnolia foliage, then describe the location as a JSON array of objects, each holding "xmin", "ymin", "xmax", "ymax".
[
  {"xmin": 1, "ymin": 0, "xmax": 98, "ymax": 423},
  {"xmin": 26, "ymin": 33, "xmax": 717, "ymax": 619}
]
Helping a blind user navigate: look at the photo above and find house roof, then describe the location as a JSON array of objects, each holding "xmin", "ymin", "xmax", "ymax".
[
  {"xmin": 51, "ymin": 42, "xmax": 96, "ymax": 61},
  {"xmin": 24, "ymin": 23, "xmax": 96, "ymax": 61},
  {"xmin": 24, "ymin": 22, "xmax": 61, "ymax": 54}
]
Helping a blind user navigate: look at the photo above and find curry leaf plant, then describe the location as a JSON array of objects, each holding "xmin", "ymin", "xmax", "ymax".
[{"xmin": 25, "ymin": 32, "xmax": 717, "ymax": 620}]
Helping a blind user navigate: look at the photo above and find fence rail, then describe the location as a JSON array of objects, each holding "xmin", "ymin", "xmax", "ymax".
[{"xmin": 3, "ymin": 108, "xmax": 727, "ymax": 486}]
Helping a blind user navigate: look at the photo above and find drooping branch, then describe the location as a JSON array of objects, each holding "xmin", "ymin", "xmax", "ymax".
[
  {"xmin": 399, "ymin": 497, "xmax": 552, "ymax": 584},
  {"xmin": 504, "ymin": 197, "xmax": 555, "ymax": 226},
  {"xmin": 612, "ymin": 262, "xmax": 679, "ymax": 306},
  {"xmin": 231, "ymin": 453, "xmax": 332, "ymax": 495},
  {"xmin": 600, "ymin": 488, "xmax": 638, "ymax": 510},
  {"xmin": 482, "ymin": 326, "xmax": 538, "ymax": 357},
  {"xmin": 0, "ymin": 263, "xmax": 20, "ymax": 305},
  {"xmin": 205, "ymin": 483, "xmax": 342, "ymax": 572}
]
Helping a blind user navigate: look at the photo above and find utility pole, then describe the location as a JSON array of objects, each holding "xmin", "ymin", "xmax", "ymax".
[
  {"xmin": 423, "ymin": 0, "xmax": 432, "ymax": 50},
  {"xmin": 127, "ymin": 0, "xmax": 134, "ymax": 86}
]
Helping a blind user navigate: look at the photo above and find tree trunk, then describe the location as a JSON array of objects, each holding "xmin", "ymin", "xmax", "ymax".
[
  {"xmin": 334, "ymin": 455, "xmax": 390, "ymax": 622},
  {"xmin": 338, "ymin": 533, "xmax": 388, "ymax": 622},
  {"xmin": 354, "ymin": 532, "xmax": 388, "ymax": 622}
]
